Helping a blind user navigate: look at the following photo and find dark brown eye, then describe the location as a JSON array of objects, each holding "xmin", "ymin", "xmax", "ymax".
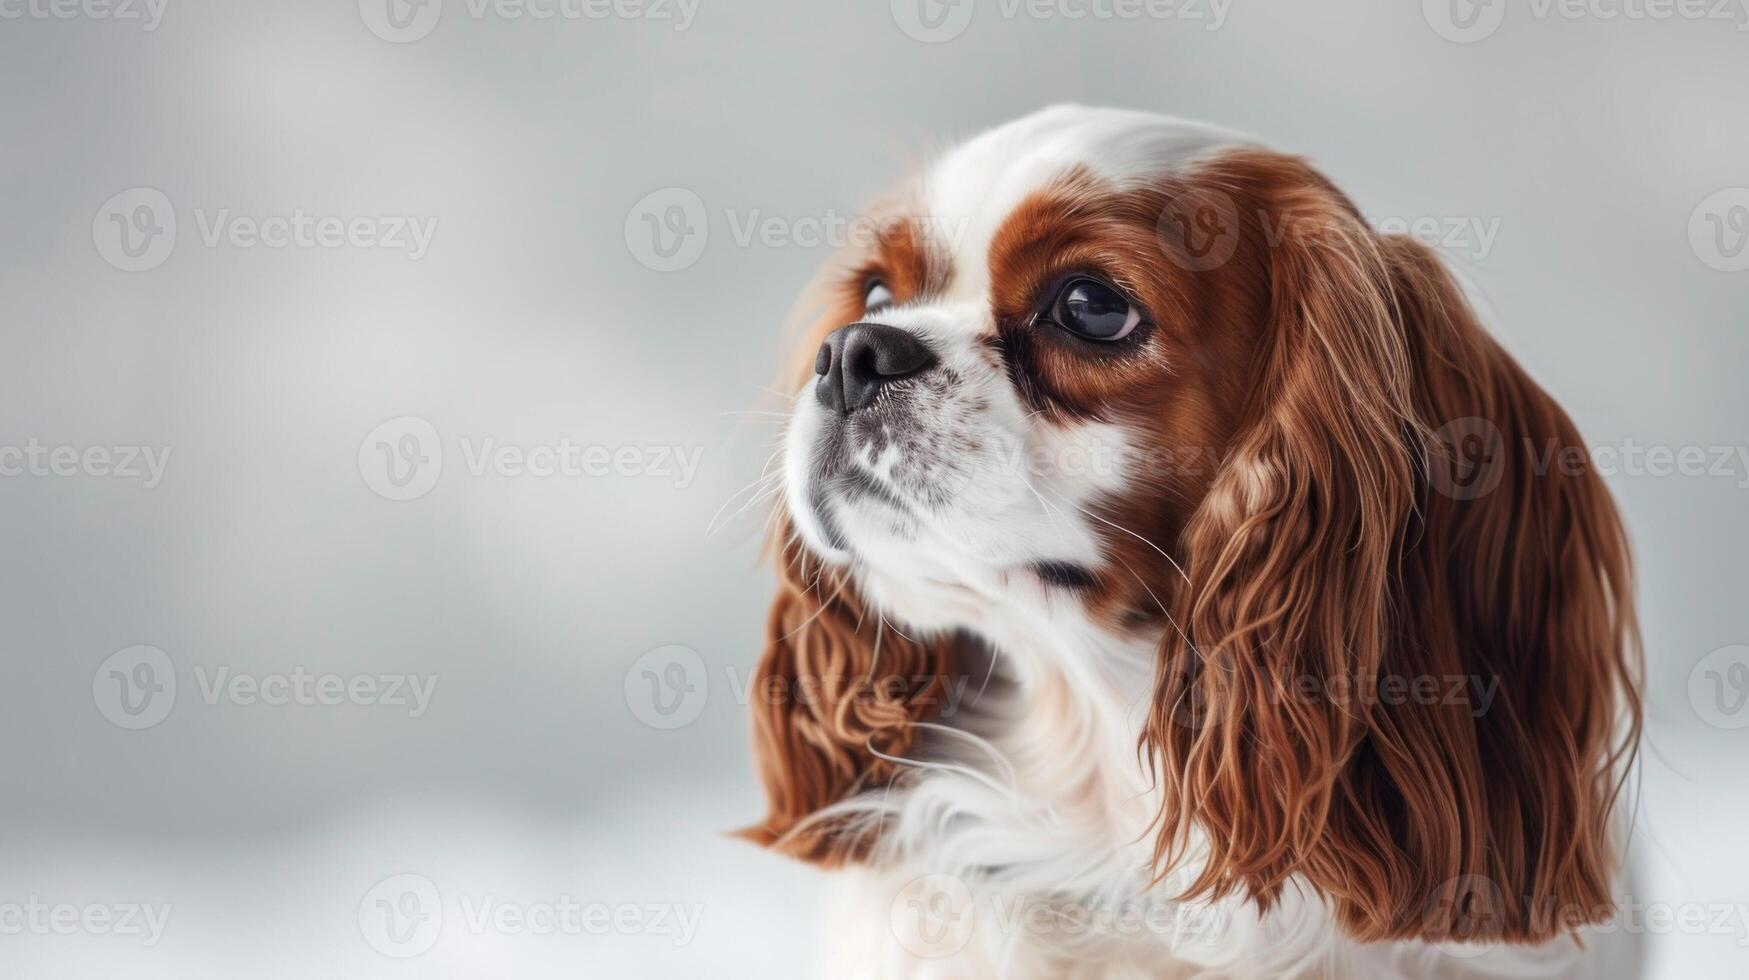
[
  {"xmin": 864, "ymin": 280, "xmax": 894, "ymax": 313},
  {"xmin": 1046, "ymin": 277, "xmax": 1141, "ymax": 341}
]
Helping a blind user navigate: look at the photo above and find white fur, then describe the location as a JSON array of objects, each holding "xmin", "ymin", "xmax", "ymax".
[{"xmin": 780, "ymin": 106, "xmax": 1619, "ymax": 979}]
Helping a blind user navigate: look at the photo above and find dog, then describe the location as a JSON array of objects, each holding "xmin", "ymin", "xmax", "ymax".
[{"xmin": 741, "ymin": 105, "xmax": 1642, "ymax": 978}]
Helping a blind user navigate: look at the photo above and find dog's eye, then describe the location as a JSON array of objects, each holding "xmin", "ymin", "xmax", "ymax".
[
  {"xmin": 1047, "ymin": 277, "xmax": 1142, "ymax": 342},
  {"xmin": 864, "ymin": 280, "xmax": 894, "ymax": 313}
]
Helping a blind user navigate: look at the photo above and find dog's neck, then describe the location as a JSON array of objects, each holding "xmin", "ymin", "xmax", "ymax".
[{"xmin": 847, "ymin": 552, "xmax": 1167, "ymax": 888}]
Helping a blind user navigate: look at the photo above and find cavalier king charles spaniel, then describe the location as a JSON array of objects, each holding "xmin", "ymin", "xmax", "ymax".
[{"xmin": 741, "ymin": 105, "xmax": 1641, "ymax": 978}]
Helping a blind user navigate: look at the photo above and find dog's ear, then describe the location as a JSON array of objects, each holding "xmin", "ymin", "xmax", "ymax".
[
  {"xmin": 739, "ymin": 535, "xmax": 958, "ymax": 863},
  {"xmin": 1145, "ymin": 150, "xmax": 1641, "ymax": 943}
]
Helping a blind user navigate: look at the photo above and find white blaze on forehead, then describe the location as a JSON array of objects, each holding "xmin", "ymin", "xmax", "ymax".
[
  {"xmin": 921, "ymin": 104, "xmax": 1251, "ymax": 305},
  {"xmin": 784, "ymin": 107, "xmax": 1252, "ymax": 576}
]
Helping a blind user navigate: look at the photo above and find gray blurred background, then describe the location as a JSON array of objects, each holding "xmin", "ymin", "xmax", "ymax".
[{"xmin": 1, "ymin": 0, "xmax": 1746, "ymax": 975}]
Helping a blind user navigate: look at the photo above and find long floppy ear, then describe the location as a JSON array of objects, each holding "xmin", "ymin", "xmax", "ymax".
[
  {"xmin": 1146, "ymin": 151, "xmax": 1641, "ymax": 943},
  {"xmin": 738, "ymin": 534, "xmax": 958, "ymax": 864}
]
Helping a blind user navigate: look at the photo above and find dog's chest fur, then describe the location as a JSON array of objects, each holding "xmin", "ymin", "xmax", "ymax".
[{"xmin": 824, "ymin": 568, "xmax": 1601, "ymax": 978}]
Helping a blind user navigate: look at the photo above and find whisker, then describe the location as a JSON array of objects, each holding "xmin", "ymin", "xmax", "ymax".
[
  {"xmin": 705, "ymin": 474, "xmax": 780, "ymax": 539},
  {"xmin": 1017, "ymin": 472, "xmax": 1066, "ymax": 537},
  {"xmin": 715, "ymin": 482, "xmax": 785, "ymax": 539},
  {"xmin": 704, "ymin": 448, "xmax": 786, "ymax": 538},
  {"xmin": 1040, "ymin": 486, "xmax": 1193, "ymax": 590},
  {"xmin": 773, "ymin": 566, "xmax": 850, "ymax": 643},
  {"xmin": 752, "ymin": 383, "xmax": 800, "ymax": 402}
]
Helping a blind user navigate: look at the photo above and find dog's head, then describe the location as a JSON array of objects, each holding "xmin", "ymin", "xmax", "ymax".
[{"xmin": 744, "ymin": 105, "xmax": 1640, "ymax": 945}]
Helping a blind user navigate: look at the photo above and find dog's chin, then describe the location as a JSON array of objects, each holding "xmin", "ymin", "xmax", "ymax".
[
  {"xmin": 783, "ymin": 468, "xmax": 921, "ymax": 574},
  {"xmin": 781, "ymin": 437, "xmax": 858, "ymax": 569},
  {"xmin": 782, "ymin": 385, "xmax": 1093, "ymax": 600}
]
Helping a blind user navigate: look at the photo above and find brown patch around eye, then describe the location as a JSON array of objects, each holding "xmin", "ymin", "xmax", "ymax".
[
  {"xmin": 843, "ymin": 213, "xmax": 949, "ymax": 317},
  {"xmin": 986, "ymin": 173, "xmax": 1186, "ymax": 423},
  {"xmin": 983, "ymin": 161, "xmax": 1278, "ymax": 631}
]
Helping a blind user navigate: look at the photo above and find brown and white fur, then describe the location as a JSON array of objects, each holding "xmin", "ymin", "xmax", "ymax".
[{"xmin": 740, "ymin": 105, "xmax": 1642, "ymax": 979}]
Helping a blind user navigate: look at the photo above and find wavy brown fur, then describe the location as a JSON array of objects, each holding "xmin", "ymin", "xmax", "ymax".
[
  {"xmin": 1144, "ymin": 151, "xmax": 1642, "ymax": 944},
  {"xmin": 738, "ymin": 538, "xmax": 959, "ymax": 864}
]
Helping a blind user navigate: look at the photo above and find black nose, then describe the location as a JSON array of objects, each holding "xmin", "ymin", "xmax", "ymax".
[{"xmin": 813, "ymin": 323, "xmax": 938, "ymax": 415}]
